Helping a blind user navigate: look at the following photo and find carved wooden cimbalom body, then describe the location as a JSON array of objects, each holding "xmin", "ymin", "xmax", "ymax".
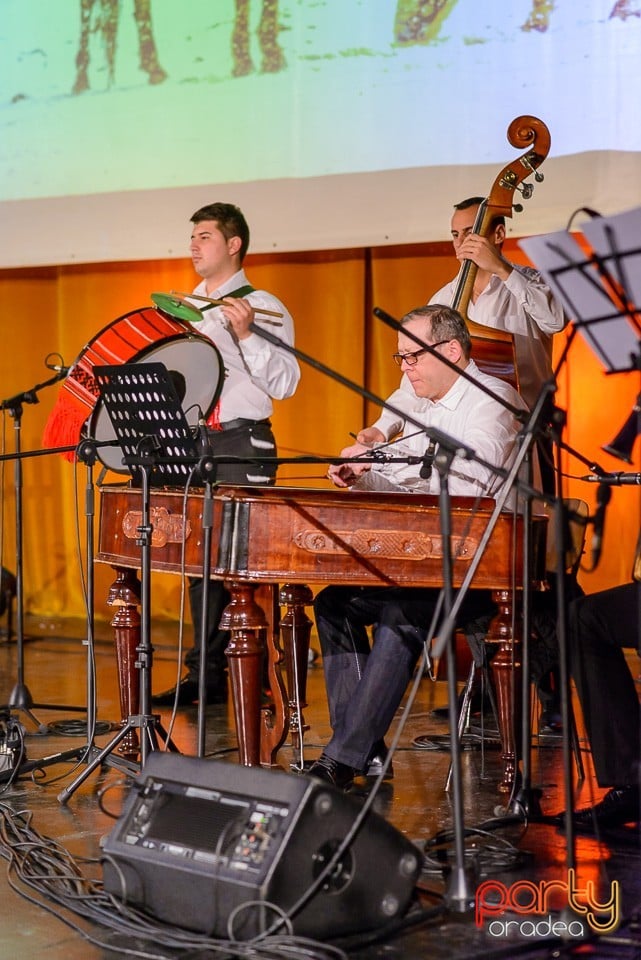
[{"xmin": 97, "ymin": 484, "xmax": 547, "ymax": 792}]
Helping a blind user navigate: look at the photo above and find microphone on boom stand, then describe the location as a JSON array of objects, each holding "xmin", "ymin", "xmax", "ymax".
[
  {"xmin": 420, "ymin": 439, "xmax": 437, "ymax": 480},
  {"xmin": 581, "ymin": 472, "xmax": 641, "ymax": 485}
]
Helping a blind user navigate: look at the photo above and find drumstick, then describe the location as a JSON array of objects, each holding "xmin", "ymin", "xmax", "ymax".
[{"xmin": 171, "ymin": 290, "xmax": 284, "ymax": 320}]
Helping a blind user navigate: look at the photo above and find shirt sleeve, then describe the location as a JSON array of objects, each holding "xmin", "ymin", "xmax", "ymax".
[
  {"xmin": 502, "ymin": 266, "xmax": 567, "ymax": 336},
  {"xmin": 237, "ymin": 290, "xmax": 301, "ymax": 400},
  {"xmin": 445, "ymin": 397, "xmax": 520, "ymax": 498}
]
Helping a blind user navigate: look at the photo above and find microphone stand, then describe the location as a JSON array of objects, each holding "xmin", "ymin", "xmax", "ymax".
[
  {"xmin": 0, "ymin": 437, "xmax": 116, "ymax": 784},
  {"xmin": 550, "ymin": 430, "xmax": 576, "ymax": 876},
  {"xmin": 425, "ymin": 381, "xmax": 558, "ymax": 810},
  {"xmin": 58, "ymin": 438, "xmax": 180, "ymax": 805},
  {"xmin": 511, "ymin": 445, "xmax": 539, "ymax": 817},
  {"xmin": 373, "ymin": 307, "xmax": 568, "ymax": 819},
  {"xmin": 0, "ymin": 370, "xmax": 85, "ymax": 731},
  {"xmin": 434, "ymin": 442, "xmax": 475, "ymax": 911},
  {"xmin": 247, "ymin": 320, "xmax": 540, "ymax": 500},
  {"xmin": 0, "ymin": 435, "xmax": 138, "ymax": 785},
  {"xmin": 196, "ymin": 466, "xmax": 217, "ymax": 759}
]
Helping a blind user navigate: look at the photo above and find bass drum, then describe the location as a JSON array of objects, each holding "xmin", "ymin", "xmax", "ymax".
[{"xmin": 43, "ymin": 306, "xmax": 224, "ymax": 473}]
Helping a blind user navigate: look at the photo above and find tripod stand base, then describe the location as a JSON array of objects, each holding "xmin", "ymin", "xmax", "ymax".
[
  {"xmin": 83, "ymin": 743, "xmax": 140, "ymax": 778},
  {"xmin": 56, "ymin": 741, "xmax": 141, "ymax": 804},
  {"xmin": 3, "ymin": 694, "xmax": 48, "ymax": 735},
  {"xmin": 57, "ymin": 713, "xmax": 178, "ymax": 804},
  {"xmin": 3, "ymin": 682, "xmax": 85, "ymax": 735}
]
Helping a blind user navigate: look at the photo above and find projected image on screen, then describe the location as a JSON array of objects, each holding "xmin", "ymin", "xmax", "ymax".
[{"xmin": 3, "ymin": 0, "xmax": 640, "ymax": 201}]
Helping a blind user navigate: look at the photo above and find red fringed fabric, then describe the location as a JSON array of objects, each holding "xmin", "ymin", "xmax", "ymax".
[
  {"xmin": 42, "ymin": 388, "xmax": 90, "ymax": 461},
  {"xmin": 206, "ymin": 401, "xmax": 222, "ymax": 431}
]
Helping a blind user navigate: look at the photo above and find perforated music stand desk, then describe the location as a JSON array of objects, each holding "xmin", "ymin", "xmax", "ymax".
[{"xmin": 92, "ymin": 361, "xmax": 200, "ymax": 485}]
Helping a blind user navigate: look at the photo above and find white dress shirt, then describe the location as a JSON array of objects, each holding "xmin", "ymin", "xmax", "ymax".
[
  {"xmin": 189, "ymin": 268, "xmax": 300, "ymax": 423},
  {"xmin": 363, "ymin": 359, "xmax": 527, "ymax": 500}
]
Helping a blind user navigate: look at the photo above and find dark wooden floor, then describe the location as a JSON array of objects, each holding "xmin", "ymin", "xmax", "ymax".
[{"xmin": 0, "ymin": 615, "xmax": 640, "ymax": 960}]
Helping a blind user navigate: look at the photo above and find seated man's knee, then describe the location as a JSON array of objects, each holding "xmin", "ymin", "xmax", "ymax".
[{"xmin": 314, "ymin": 585, "xmax": 349, "ymax": 622}]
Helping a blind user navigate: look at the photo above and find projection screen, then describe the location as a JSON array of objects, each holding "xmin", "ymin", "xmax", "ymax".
[{"xmin": 2, "ymin": 0, "xmax": 641, "ymax": 267}]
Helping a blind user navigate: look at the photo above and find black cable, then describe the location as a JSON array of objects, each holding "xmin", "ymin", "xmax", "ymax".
[
  {"xmin": 0, "ymin": 800, "xmax": 348, "ymax": 960},
  {"xmin": 47, "ymin": 719, "xmax": 113, "ymax": 737}
]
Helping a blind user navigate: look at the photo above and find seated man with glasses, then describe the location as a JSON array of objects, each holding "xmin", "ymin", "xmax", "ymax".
[{"xmin": 309, "ymin": 303, "xmax": 527, "ymax": 790}]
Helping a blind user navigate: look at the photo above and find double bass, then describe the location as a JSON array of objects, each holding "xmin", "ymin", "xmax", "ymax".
[{"xmin": 454, "ymin": 114, "xmax": 551, "ymax": 388}]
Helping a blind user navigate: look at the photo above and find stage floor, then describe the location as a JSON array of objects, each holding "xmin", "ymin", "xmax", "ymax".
[{"xmin": 0, "ymin": 615, "xmax": 639, "ymax": 960}]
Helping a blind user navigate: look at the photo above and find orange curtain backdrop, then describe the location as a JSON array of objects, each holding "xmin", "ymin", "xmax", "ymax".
[
  {"xmin": 555, "ymin": 330, "xmax": 641, "ymax": 589},
  {"xmin": 241, "ymin": 250, "xmax": 367, "ymax": 487},
  {"xmin": 0, "ymin": 269, "xmax": 67, "ymax": 618},
  {"xmin": 0, "ymin": 243, "xmax": 638, "ymax": 623},
  {"xmin": 368, "ymin": 241, "xmax": 467, "ymax": 423}
]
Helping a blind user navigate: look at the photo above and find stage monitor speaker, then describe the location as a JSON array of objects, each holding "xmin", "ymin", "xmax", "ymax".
[{"xmin": 101, "ymin": 753, "xmax": 421, "ymax": 940}]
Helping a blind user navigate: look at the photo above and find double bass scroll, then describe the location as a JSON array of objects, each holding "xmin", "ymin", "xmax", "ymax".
[{"xmin": 452, "ymin": 115, "xmax": 551, "ymax": 387}]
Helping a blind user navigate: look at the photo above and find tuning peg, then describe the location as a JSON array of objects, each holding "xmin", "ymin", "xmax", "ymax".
[
  {"xmin": 515, "ymin": 182, "xmax": 534, "ymax": 199},
  {"xmin": 521, "ymin": 154, "xmax": 545, "ymax": 183}
]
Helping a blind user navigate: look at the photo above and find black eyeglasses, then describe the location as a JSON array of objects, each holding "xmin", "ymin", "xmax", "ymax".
[{"xmin": 391, "ymin": 340, "xmax": 450, "ymax": 367}]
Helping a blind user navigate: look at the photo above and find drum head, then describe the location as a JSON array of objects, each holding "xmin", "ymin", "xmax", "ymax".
[{"xmin": 91, "ymin": 333, "xmax": 224, "ymax": 473}]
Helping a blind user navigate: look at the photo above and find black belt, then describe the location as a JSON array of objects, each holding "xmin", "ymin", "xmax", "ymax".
[{"xmin": 219, "ymin": 417, "xmax": 269, "ymax": 432}]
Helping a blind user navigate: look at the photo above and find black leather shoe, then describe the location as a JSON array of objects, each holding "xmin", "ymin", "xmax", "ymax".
[
  {"xmin": 567, "ymin": 786, "xmax": 640, "ymax": 830},
  {"xmin": 151, "ymin": 676, "xmax": 227, "ymax": 707},
  {"xmin": 308, "ymin": 753, "xmax": 355, "ymax": 791},
  {"xmin": 365, "ymin": 743, "xmax": 394, "ymax": 779}
]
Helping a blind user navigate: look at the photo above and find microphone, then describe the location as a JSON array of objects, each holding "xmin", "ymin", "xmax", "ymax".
[
  {"xmin": 420, "ymin": 439, "xmax": 437, "ymax": 480},
  {"xmin": 581, "ymin": 472, "xmax": 641, "ymax": 485},
  {"xmin": 196, "ymin": 417, "xmax": 212, "ymax": 457},
  {"xmin": 590, "ymin": 481, "xmax": 611, "ymax": 569},
  {"xmin": 46, "ymin": 362, "xmax": 70, "ymax": 376}
]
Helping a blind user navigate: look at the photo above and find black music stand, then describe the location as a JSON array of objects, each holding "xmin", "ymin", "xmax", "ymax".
[
  {"xmin": 520, "ymin": 206, "xmax": 641, "ymax": 375},
  {"xmin": 58, "ymin": 363, "xmax": 198, "ymax": 804},
  {"xmin": 520, "ymin": 205, "xmax": 641, "ymax": 875}
]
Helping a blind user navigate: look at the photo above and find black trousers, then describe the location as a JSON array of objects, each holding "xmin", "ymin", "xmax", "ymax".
[
  {"xmin": 569, "ymin": 581, "xmax": 641, "ymax": 787},
  {"xmin": 185, "ymin": 420, "xmax": 277, "ymax": 685}
]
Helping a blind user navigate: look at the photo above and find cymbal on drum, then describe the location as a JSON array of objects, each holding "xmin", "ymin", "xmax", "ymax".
[{"xmin": 151, "ymin": 292, "xmax": 203, "ymax": 324}]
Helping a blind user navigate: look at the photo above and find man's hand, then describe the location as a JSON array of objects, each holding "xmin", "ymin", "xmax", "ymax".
[
  {"xmin": 355, "ymin": 426, "xmax": 386, "ymax": 445},
  {"xmin": 220, "ymin": 297, "xmax": 254, "ymax": 339},
  {"xmin": 457, "ymin": 234, "xmax": 512, "ymax": 281},
  {"xmin": 327, "ymin": 441, "xmax": 375, "ymax": 488}
]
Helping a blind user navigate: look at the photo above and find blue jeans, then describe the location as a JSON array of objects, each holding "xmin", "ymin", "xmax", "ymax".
[{"xmin": 313, "ymin": 585, "xmax": 495, "ymax": 770}]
